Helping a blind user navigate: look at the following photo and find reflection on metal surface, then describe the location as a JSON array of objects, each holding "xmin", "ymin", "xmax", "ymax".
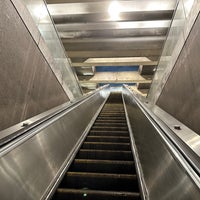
[
  {"xmin": 16, "ymin": 0, "xmax": 82, "ymax": 99},
  {"xmin": 0, "ymin": 86, "xmax": 110, "ymax": 200},
  {"xmin": 47, "ymin": 1, "xmax": 176, "ymax": 15},
  {"xmin": 123, "ymin": 86, "xmax": 200, "ymax": 199},
  {"xmin": 122, "ymin": 95, "xmax": 148, "ymax": 200},
  {"xmin": 148, "ymin": 104, "xmax": 200, "ymax": 170},
  {"xmin": 108, "ymin": 1, "xmax": 121, "ymax": 20},
  {"xmin": 148, "ymin": 0, "xmax": 198, "ymax": 104},
  {"xmin": 0, "ymin": 86, "xmax": 108, "ymax": 146},
  {"xmin": 56, "ymin": 20, "xmax": 171, "ymax": 31}
]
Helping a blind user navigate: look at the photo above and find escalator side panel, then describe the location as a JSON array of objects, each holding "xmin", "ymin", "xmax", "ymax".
[
  {"xmin": 123, "ymin": 89, "xmax": 200, "ymax": 200},
  {"xmin": 0, "ymin": 90, "xmax": 109, "ymax": 200}
]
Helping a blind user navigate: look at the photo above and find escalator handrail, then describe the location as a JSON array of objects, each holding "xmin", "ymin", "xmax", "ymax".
[
  {"xmin": 0, "ymin": 85, "xmax": 110, "ymax": 148},
  {"xmin": 123, "ymin": 85, "xmax": 200, "ymax": 189}
]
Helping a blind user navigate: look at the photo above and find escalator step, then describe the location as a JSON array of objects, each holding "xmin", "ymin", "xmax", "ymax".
[
  {"xmin": 95, "ymin": 119, "xmax": 126, "ymax": 123},
  {"xmin": 92, "ymin": 126, "xmax": 128, "ymax": 131},
  {"xmin": 61, "ymin": 172, "xmax": 139, "ymax": 192},
  {"xmin": 86, "ymin": 136, "xmax": 129, "ymax": 143},
  {"xmin": 94, "ymin": 122, "xmax": 127, "ymax": 127},
  {"xmin": 101, "ymin": 111, "xmax": 124, "ymax": 112},
  {"xmin": 100, "ymin": 111, "xmax": 124, "ymax": 113},
  {"xmin": 99, "ymin": 115, "xmax": 125, "ymax": 117},
  {"xmin": 54, "ymin": 188, "xmax": 140, "ymax": 200},
  {"xmin": 82, "ymin": 142, "xmax": 131, "ymax": 150},
  {"xmin": 100, "ymin": 113, "xmax": 125, "ymax": 115},
  {"xmin": 76, "ymin": 149, "xmax": 133, "ymax": 161},
  {"xmin": 69, "ymin": 159, "xmax": 135, "ymax": 174},
  {"xmin": 89, "ymin": 130, "xmax": 129, "ymax": 136},
  {"xmin": 97, "ymin": 117, "xmax": 126, "ymax": 120}
]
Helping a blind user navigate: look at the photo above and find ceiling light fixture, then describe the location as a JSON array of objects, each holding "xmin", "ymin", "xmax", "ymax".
[{"xmin": 108, "ymin": 1, "xmax": 121, "ymax": 20}]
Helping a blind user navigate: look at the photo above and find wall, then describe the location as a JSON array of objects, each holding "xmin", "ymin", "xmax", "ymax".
[
  {"xmin": 157, "ymin": 13, "xmax": 200, "ymax": 134},
  {"xmin": 11, "ymin": 0, "xmax": 82, "ymax": 99},
  {"xmin": 0, "ymin": 0, "xmax": 69, "ymax": 131},
  {"xmin": 148, "ymin": 0, "xmax": 199, "ymax": 104}
]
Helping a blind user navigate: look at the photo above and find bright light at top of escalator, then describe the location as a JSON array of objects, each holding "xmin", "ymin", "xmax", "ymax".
[
  {"xmin": 108, "ymin": 1, "xmax": 121, "ymax": 20},
  {"xmin": 34, "ymin": 5, "xmax": 48, "ymax": 21}
]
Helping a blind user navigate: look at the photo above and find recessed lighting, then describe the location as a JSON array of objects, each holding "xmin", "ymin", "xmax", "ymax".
[{"xmin": 108, "ymin": 1, "xmax": 121, "ymax": 20}]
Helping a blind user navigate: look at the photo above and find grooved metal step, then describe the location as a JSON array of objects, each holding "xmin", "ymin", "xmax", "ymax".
[
  {"xmin": 70, "ymin": 159, "xmax": 135, "ymax": 174},
  {"xmin": 76, "ymin": 149, "xmax": 133, "ymax": 161},
  {"xmin": 55, "ymin": 188, "xmax": 140, "ymax": 200},
  {"xmin": 86, "ymin": 136, "xmax": 130, "ymax": 143},
  {"xmin": 99, "ymin": 114, "xmax": 125, "ymax": 117},
  {"xmin": 82, "ymin": 142, "xmax": 131, "ymax": 150},
  {"xmin": 94, "ymin": 122, "xmax": 127, "ymax": 127},
  {"xmin": 92, "ymin": 126, "xmax": 128, "ymax": 131},
  {"xmin": 61, "ymin": 172, "xmax": 139, "ymax": 192},
  {"xmin": 95, "ymin": 119, "xmax": 126, "ymax": 123},
  {"xmin": 89, "ymin": 130, "xmax": 129, "ymax": 136}
]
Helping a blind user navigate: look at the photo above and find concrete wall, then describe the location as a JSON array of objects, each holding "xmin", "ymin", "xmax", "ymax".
[
  {"xmin": 0, "ymin": 1, "xmax": 69, "ymax": 131},
  {"xmin": 157, "ymin": 13, "xmax": 200, "ymax": 134}
]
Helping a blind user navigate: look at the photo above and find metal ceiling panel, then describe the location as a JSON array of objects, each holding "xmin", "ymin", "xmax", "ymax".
[
  {"xmin": 46, "ymin": 0, "xmax": 176, "ymax": 92},
  {"xmin": 62, "ymin": 36, "xmax": 166, "ymax": 43},
  {"xmin": 48, "ymin": 1, "xmax": 176, "ymax": 15},
  {"xmin": 67, "ymin": 49, "xmax": 162, "ymax": 58},
  {"xmin": 56, "ymin": 20, "xmax": 171, "ymax": 31},
  {"xmin": 53, "ymin": 11, "xmax": 173, "ymax": 24},
  {"xmin": 58, "ymin": 28, "xmax": 168, "ymax": 39},
  {"xmin": 63, "ymin": 40, "xmax": 163, "ymax": 51}
]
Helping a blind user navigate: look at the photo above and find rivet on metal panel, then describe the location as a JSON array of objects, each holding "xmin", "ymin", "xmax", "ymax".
[
  {"xmin": 22, "ymin": 122, "xmax": 29, "ymax": 127},
  {"xmin": 174, "ymin": 125, "xmax": 181, "ymax": 130}
]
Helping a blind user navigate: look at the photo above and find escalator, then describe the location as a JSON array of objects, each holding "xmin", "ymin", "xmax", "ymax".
[
  {"xmin": 0, "ymin": 87, "xmax": 200, "ymax": 199},
  {"xmin": 52, "ymin": 92, "xmax": 141, "ymax": 200}
]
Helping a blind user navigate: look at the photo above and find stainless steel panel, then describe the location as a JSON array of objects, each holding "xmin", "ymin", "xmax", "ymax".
[
  {"xmin": 12, "ymin": 0, "xmax": 82, "ymax": 99},
  {"xmin": 157, "ymin": 13, "xmax": 200, "ymax": 134},
  {"xmin": 56, "ymin": 20, "xmax": 171, "ymax": 32},
  {"xmin": 53, "ymin": 11, "xmax": 173, "ymax": 24},
  {"xmin": 58, "ymin": 28, "xmax": 168, "ymax": 39},
  {"xmin": 62, "ymin": 36, "xmax": 166, "ymax": 44},
  {"xmin": 148, "ymin": 0, "xmax": 198, "ymax": 104},
  {"xmin": 123, "ymin": 87, "xmax": 200, "ymax": 200},
  {"xmin": 0, "ymin": 87, "xmax": 110, "ymax": 200},
  {"xmin": 149, "ymin": 104, "xmax": 200, "ymax": 172},
  {"xmin": 0, "ymin": 0, "xmax": 69, "ymax": 131},
  {"xmin": 48, "ymin": 1, "xmax": 176, "ymax": 15}
]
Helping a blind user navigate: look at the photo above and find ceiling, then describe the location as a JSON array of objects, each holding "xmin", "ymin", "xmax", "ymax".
[{"xmin": 46, "ymin": 0, "xmax": 177, "ymax": 94}]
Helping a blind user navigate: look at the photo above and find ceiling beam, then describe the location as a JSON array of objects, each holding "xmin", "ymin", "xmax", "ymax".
[
  {"xmin": 47, "ymin": 0, "xmax": 137, "ymax": 4},
  {"xmin": 62, "ymin": 36, "xmax": 166, "ymax": 43},
  {"xmin": 48, "ymin": 1, "xmax": 176, "ymax": 15},
  {"xmin": 79, "ymin": 80, "xmax": 152, "ymax": 84},
  {"xmin": 63, "ymin": 41, "xmax": 163, "ymax": 51},
  {"xmin": 72, "ymin": 61, "xmax": 158, "ymax": 66},
  {"xmin": 67, "ymin": 50, "xmax": 162, "ymax": 58},
  {"xmin": 52, "ymin": 10, "xmax": 173, "ymax": 24},
  {"xmin": 58, "ymin": 28, "xmax": 168, "ymax": 39},
  {"xmin": 56, "ymin": 20, "xmax": 171, "ymax": 31}
]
